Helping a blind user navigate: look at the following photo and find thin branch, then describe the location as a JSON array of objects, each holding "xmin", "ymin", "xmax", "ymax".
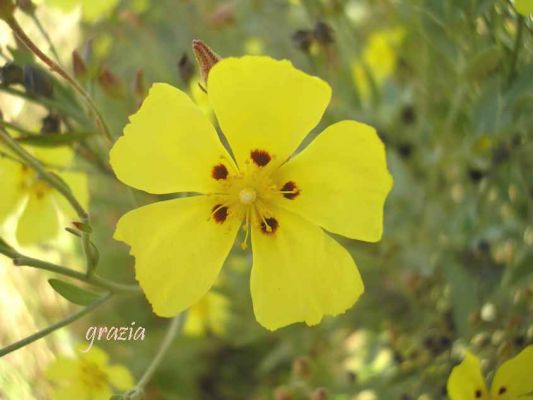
[
  {"xmin": 125, "ymin": 313, "xmax": 188, "ymax": 399},
  {"xmin": 5, "ymin": 16, "xmax": 113, "ymax": 145},
  {"xmin": 0, "ymin": 293, "xmax": 112, "ymax": 358},
  {"xmin": 30, "ymin": 13, "xmax": 61, "ymax": 62},
  {"xmin": 0, "ymin": 244, "xmax": 139, "ymax": 294}
]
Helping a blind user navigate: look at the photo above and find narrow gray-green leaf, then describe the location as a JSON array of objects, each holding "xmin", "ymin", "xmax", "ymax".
[{"xmin": 48, "ymin": 279, "xmax": 100, "ymax": 306}]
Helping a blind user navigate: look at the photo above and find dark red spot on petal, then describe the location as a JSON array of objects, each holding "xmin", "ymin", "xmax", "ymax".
[
  {"xmin": 212, "ymin": 204, "xmax": 228, "ymax": 223},
  {"xmin": 212, "ymin": 164, "xmax": 228, "ymax": 180},
  {"xmin": 281, "ymin": 181, "xmax": 300, "ymax": 199},
  {"xmin": 498, "ymin": 387, "xmax": 507, "ymax": 395},
  {"xmin": 260, "ymin": 217, "xmax": 279, "ymax": 234},
  {"xmin": 251, "ymin": 149, "xmax": 271, "ymax": 167},
  {"xmin": 475, "ymin": 390, "xmax": 482, "ymax": 398}
]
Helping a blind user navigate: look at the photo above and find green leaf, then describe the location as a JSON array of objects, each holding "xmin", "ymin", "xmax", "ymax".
[
  {"xmin": 16, "ymin": 132, "xmax": 91, "ymax": 147},
  {"xmin": 48, "ymin": 279, "xmax": 100, "ymax": 306},
  {"xmin": 465, "ymin": 46, "xmax": 503, "ymax": 79}
]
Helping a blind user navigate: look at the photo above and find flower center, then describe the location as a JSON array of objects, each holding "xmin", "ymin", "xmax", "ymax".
[
  {"xmin": 79, "ymin": 361, "xmax": 108, "ymax": 390},
  {"xmin": 239, "ymin": 187, "xmax": 257, "ymax": 205}
]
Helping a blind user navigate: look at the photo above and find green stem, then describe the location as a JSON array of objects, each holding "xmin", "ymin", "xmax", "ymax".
[
  {"xmin": 508, "ymin": 15, "xmax": 525, "ymax": 84},
  {"xmin": 0, "ymin": 243, "xmax": 139, "ymax": 293},
  {"xmin": 30, "ymin": 13, "xmax": 61, "ymax": 62},
  {"xmin": 6, "ymin": 17, "xmax": 113, "ymax": 145},
  {"xmin": 11, "ymin": 254, "xmax": 140, "ymax": 294},
  {"xmin": 0, "ymin": 293, "xmax": 112, "ymax": 358},
  {"xmin": 126, "ymin": 313, "xmax": 188, "ymax": 399}
]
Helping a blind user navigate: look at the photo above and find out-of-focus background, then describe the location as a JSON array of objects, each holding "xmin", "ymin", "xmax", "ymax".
[{"xmin": 0, "ymin": 0, "xmax": 531, "ymax": 399}]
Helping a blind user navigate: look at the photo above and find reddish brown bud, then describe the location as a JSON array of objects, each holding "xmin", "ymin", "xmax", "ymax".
[
  {"xmin": 72, "ymin": 50, "xmax": 88, "ymax": 80},
  {"xmin": 133, "ymin": 68, "xmax": 147, "ymax": 100},
  {"xmin": 98, "ymin": 65, "xmax": 124, "ymax": 98},
  {"xmin": 192, "ymin": 39, "xmax": 221, "ymax": 87},
  {"xmin": 72, "ymin": 221, "xmax": 93, "ymax": 234}
]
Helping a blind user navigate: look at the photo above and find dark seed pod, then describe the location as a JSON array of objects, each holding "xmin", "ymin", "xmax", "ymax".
[
  {"xmin": 468, "ymin": 168, "xmax": 485, "ymax": 183},
  {"xmin": 0, "ymin": 62, "xmax": 24, "ymax": 86},
  {"xmin": 397, "ymin": 142, "xmax": 413, "ymax": 158},
  {"xmin": 401, "ymin": 105, "xmax": 416, "ymax": 125},
  {"xmin": 292, "ymin": 30, "xmax": 314, "ymax": 53},
  {"xmin": 177, "ymin": 53, "xmax": 195, "ymax": 85},
  {"xmin": 40, "ymin": 113, "xmax": 61, "ymax": 135},
  {"xmin": 313, "ymin": 21, "xmax": 334, "ymax": 45},
  {"xmin": 23, "ymin": 65, "xmax": 54, "ymax": 98}
]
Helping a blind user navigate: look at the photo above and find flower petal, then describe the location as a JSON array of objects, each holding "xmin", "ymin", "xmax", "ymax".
[
  {"xmin": 184, "ymin": 291, "xmax": 230, "ymax": 336},
  {"xmin": 491, "ymin": 346, "xmax": 533, "ymax": 398},
  {"xmin": 77, "ymin": 345, "xmax": 109, "ymax": 366},
  {"xmin": 16, "ymin": 191, "xmax": 60, "ymax": 245},
  {"xmin": 447, "ymin": 351, "xmax": 489, "ymax": 400},
  {"xmin": 53, "ymin": 384, "xmax": 89, "ymax": 400},
  {"xmin": 250, "ymin": 207, "xmax": 363, "ymax": 330},
  {"xmin": 114, "ymin": 196, "xmax": 240, "ymax": 317},
  {"xmin": 0, "ymin": 158, "xmax": 24, "ymax": 224},
  {"xmin": 106, "ymin": 365, "xmax": 134, "ymax": 390},
  {"xmin": 208, "ymin": 56, "xmax": 331, "ymax": 168},
  {"xmin": 45, "ymin": 357, "xmax": 79, "ymax": 381},
  {"xmin": 277, "ymin": 120, "xmax": 392, "ymax": 242},
  {"xmin": 110, "ymin": 83, "xmax": 235, "ymax": 194},
  {"xmin": 89, "ymin": 386, "xmax": 112, "ymax": 400}
]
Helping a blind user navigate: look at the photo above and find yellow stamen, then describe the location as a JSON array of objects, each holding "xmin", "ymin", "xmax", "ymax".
[{"xmin": 241, "ymin": 208, "xmax": 251, "ymax": 250}]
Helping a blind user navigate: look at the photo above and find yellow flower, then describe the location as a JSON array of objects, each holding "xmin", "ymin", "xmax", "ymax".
[
  {"xmin": 46, "ymin": 345, "xmax": 134, "ymax": 400},
  {"xmin": 515, "ymin": 0, "xmax": 533, "ymax": 15},
  {"xmin": 110, "ymin": 56, "xmax": 393, "ymax": 330},
  {"xmin": 184, "ymin": 291, "xmax": 230, "ymax": 336},
  {"xmin": 0, "ymin": 145, "xmax": 88, "ymax": 246},
  {"xmin": 351, "ymin": 29, "xmax": 404, "ymax": 101},
  {"xmin": 447, "ymin": 346, "xmax": 533, "ymax": 400}
]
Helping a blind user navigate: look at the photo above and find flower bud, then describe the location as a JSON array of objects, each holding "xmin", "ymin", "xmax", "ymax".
[
  {"xmin": 292, "ymin": 30, "xmax": 314, "ymax": 53},
  {"xmin": 72, "ymin": 50, "xmax": 88, "ymax": 80},
  {"xmin": 0, "ymin": 62, "xmax": 24, "ymax": 86},
  {"xmin": 98, "ymin": 65, "xmax": 124, "ymax": 98},
  {"xmin": 177, "ymin": 53, "xmax": 195, "ymax": 85},
  {"xmin": 23, "ymin": 65, "xmax": 54, "ymax": 98},
  {"xmin": 40, "ymin": 113, "xmax": 61, "ymax": 135},
  {"xmin": 313, "ymin": 22, "xmax": 334, "ymax": 45},
  {"xmin": 133, "ymin": 67, "xmax": 147, "ymax": 100},
  {"xmin": 192, "ymin": 39, "xmax": 220, "ymax": 87},
  {"xmin": 292, "ymin": 356, "xmax": 311, "ymax": 379}
]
